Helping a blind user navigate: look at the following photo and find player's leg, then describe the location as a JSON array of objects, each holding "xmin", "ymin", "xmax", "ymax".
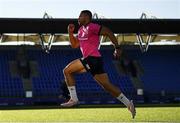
[
  {"xmin": 61, "ymin": 59, "xmax": 86, "ymax": 107},
  {"xmin": 93, "ymin": 73, "xmax": 136, "ymax": 119},
  {"xmin": 94, "ymin": 73, "xmax": 121, "ymax": 97},
  {"xmin": 63, "ymin": 59, "xmax": 86, "ymax": 86}
]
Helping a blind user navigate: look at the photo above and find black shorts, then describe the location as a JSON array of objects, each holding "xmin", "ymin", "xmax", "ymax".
[{"xmin": 80, "ymin": 56, "xmax": 105, "ymax": 76}]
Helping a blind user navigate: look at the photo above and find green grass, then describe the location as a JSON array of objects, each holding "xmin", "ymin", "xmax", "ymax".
[{"xmin": 0, "ymin": 107, "xmax": 180, "ymax": 122}]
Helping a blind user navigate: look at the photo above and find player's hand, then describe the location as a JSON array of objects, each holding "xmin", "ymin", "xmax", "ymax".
[
  {"xmin": 113, "ymin": 48, "xmax": 122, "ymax": 60},
  {"xmin": 68, "ymin": 24, "xmax": 75, "ymax": 33}
]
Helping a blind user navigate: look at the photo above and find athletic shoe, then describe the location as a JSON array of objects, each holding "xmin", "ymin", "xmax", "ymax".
[
  {"xmin": 128, "ymin": 100, "xmax": 136, "ymax": 119},
  {"xmin": 60, "ymin": 99, "xmax": 79, "ymax": 107}
]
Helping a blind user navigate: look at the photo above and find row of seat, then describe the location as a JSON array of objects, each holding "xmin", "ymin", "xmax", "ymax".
[{"xmin": 0, "ymin": 47, "xmax": 179, "ymax": 104}]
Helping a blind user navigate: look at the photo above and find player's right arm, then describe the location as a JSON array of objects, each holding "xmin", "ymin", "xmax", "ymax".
[{"xmin": 68, "ymin": 24, "xmax": 80, "ymax": 48}]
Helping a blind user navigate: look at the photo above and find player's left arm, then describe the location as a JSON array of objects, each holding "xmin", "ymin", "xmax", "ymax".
[{"xmin": 99, "ymin": 26, "xmax": 122, "ymax": 59}]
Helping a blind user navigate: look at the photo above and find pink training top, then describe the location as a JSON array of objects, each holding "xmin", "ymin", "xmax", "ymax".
[{"xmin": 77, "ymin": 23, "xmax": 101, "ymax": 58}]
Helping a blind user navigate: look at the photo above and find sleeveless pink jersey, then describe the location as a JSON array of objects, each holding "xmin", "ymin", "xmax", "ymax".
[{"xmin": 78, "ymin": 23, "xmax": 101, "ymax": 58}]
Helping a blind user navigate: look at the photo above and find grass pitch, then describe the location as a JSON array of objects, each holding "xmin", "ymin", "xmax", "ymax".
[{"xmin": 0, "ymin": 107, "xmax": 180, "ymax": 122}]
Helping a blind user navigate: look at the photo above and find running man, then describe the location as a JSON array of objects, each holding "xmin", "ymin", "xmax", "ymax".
[{"xmin": 61, "ymin": 10, "xmax": 136, "ymax": 119}]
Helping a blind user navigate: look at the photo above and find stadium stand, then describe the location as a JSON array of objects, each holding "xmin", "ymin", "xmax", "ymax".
[{"xmin": 0, "ymin": 45, "xmax": 180, "ymax": 106}]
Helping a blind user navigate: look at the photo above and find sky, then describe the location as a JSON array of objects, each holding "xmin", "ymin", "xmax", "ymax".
[{"xmin": 0, "ymin": 0, "xmax": 180, "ymax": 18}]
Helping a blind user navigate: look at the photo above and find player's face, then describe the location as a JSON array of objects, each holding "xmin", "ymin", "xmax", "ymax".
[{"xmin": 78, "ymin": 12, "xmax": 87, "ymax": 25}]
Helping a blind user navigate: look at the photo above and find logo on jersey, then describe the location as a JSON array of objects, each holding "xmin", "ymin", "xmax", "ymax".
[{"xmin": 78, "ymin": 26, "xmax": 89, "ymax": 40}]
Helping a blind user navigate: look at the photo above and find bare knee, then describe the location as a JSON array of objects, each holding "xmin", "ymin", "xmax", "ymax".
[
  {"xmin": 63, "ymin": 66, "xmax": 75, "ymax": 76},
  {"xmin": 63, "ymin": 67, "xmax": 70, "ymax": 76}
]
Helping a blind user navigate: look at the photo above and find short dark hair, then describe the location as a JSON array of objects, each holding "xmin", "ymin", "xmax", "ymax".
[{"xmin": 81, "ymin": 10, "xmax": 92, "ymax": 20}]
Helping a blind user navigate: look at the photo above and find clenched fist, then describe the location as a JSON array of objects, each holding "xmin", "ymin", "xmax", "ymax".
[{"xmin": 68, "ymin": 24, "xmax": 75, "ymax": 33}]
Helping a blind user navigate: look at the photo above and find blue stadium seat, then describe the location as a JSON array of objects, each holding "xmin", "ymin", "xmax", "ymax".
[{"xmin": 0, "ymin": 47, "xmax": 180, "ymax": 104}]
